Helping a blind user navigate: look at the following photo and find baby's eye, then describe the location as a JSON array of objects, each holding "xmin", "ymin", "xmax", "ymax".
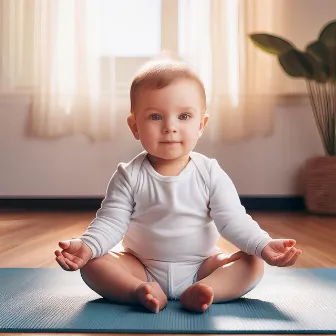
[
  {"xmin": 150, "ymin": 114, "xmax": 162, "ymax": 120},
  {"xmin": 179, "ymin": 113, "xmax": 191, "ymax": 120}
]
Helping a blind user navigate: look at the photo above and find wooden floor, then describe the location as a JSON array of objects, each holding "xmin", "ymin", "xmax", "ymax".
[{"xmin": 0, "ymin": 210, "xmax": 335, "ymax": 336}]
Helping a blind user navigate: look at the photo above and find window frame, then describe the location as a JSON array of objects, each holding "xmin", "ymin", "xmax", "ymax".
[
  {"xmin": 0, "ymin": 0, "xmax": 178, "ymax": 104},
  {"xmin": 115, "ymin": 0, "xmax": 178, "ymax": 109}
]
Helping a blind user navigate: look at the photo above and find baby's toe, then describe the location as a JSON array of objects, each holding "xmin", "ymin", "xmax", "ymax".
[
  {"xmin": 180, "ymin": 283, "xmax": 214, "ymax": 313},
  {"xmin": 147, "ymin": 297, "xmax": 160, "ymax": 313},
  {"xmin": 135, "ymin": 283, "xmax": 160, "ymax": 313}
]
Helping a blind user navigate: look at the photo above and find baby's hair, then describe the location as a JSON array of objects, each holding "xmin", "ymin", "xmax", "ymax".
[{"xmin": 130, "ymin": 55, "xmax": 206, "ymax": 113}]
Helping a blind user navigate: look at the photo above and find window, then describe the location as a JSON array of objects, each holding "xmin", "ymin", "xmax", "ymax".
[
  {"xmin": 101, "ymin": 0, "xmax": 178, "ymax": 101},
  {"xmin": 99, "ymin": 0, "xmax": 162, "ymax": 57},
  {"xmin": 0, "ymin": 0, "xmax": 178, "ymax": 101}
]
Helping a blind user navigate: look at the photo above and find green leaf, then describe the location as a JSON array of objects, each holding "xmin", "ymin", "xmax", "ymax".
[
  {"xmin": 327, "ymin": 46, "xmax": 336, "ymax": 77},
  {"xmin": 306, "ymin": 40, "xmax": 330, "ymax": 77},
  {"xmin": 306, "ymin": 40, "xmax": 329, "ymax": 62},
  {"xmin": 278, "ymin": 49, "xmax": 314, "ymax": 79},
  {"xmin": 319, "ymin": 20, "xmax": 336, "ymax": 47},
  {"xmin": 304, "ymin": 52, "xmax": 327, "ymax": 82},
  {"xmin": 249, "ymin": 33, "xmax": 294, "ymax": 55}
]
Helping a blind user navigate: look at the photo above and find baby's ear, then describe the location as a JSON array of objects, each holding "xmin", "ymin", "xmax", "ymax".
[
  {"xmin": 127, "ymin": 113, "xmax": 140, "ymax": 140},
  {"xmin": 199, "ymin": 112, "xmax": 209, "ymax": 137}
]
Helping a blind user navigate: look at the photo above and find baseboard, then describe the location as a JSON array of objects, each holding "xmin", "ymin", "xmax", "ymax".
[
  {"xmin": 240, "ymin": 196, "xmax": 305, "ymax": 211},
  {"xmin": 0, "ymin": 196, "xmax": 306, "ymax": 212}
]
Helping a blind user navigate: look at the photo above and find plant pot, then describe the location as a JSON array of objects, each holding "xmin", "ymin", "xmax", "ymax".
[{"xmin": 303, "ymin": 156, "xmax": 336, "ymax": 215}]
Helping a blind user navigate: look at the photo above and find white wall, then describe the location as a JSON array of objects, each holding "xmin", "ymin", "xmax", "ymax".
[
  {"xmin": 0, "ymin": 0, "xmax": 332, "ymax": 197},
  {"xmin": 0, "ymin": 96, "xmax": 323, "ymax": 197}
]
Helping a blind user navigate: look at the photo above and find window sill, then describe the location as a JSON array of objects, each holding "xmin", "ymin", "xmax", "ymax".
[
  {"xmin": 277, "ymin": 93, "xmax": 310, "ymax": 107},
  {"xmin": 0, "ymin": 82, "xmax": 131, "ymax": 108},
  {"xmin": 0, "ymin": 90, "xmax": 310, "ymax": 109}
]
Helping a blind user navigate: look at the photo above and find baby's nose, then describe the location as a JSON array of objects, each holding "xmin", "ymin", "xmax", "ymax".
[{"xmin": 163, "ymin": 119, "xmax": 177, "ymax": 133}]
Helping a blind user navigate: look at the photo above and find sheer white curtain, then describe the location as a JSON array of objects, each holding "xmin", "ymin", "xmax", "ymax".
[
  {"xmin": 179, "ymin": 0, "xmax": 285, "ymax": 141},
  {"xmin": 0, "ymin": 0, "xmax": 117, "ymax": 141}
]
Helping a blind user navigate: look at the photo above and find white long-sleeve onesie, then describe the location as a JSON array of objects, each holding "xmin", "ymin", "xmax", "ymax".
[{"xmin": 79, "ymin": 151, "xmax": 272, "ymax": 263}]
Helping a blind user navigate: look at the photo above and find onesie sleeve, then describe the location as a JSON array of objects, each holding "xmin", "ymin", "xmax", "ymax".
[
  {"xmin": 79, "ymin": 163, "xmax": 134, "ymax": 259},
  {"xmin": 208, "ymin": 159, "xmax": 272, "ymax": 258}
]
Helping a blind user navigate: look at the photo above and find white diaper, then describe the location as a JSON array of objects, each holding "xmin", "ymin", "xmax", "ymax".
[{"xmin": 141, "ymin": 258, "xmax": 204, "ymax": 300}]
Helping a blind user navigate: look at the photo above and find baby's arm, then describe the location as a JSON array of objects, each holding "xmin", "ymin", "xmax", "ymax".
[
  {"xmin": 208, "ymin": 159, "xmax": 272, "ymax": 258},
  {"xmin": 79, "ymin": 163, "xmax": 134, "ymax": 259}
]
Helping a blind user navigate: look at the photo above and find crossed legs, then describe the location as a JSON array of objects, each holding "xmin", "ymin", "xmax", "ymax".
[{"xmin": 80, "ymin": 250, "xmax": 264, "ymax": 313}]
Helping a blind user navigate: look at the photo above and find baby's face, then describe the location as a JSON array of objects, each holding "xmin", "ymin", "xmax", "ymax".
[{"xmin": 129, "ymin": 78, "xmax": 208, "ymax": 161}]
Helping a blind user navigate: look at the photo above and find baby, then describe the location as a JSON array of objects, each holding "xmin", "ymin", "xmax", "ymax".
[{"xmin": 55, "ymin": 58, "xmax": 302, "ymax": 314}]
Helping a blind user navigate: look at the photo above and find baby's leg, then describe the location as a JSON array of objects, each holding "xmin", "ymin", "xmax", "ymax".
[
  {"xmin": 180, "ymin": 252, "xmax": 264, "ymax": 312},
  {"xmin": 80, "ymin": 251, "xmax": 167, "ymax": 313}
]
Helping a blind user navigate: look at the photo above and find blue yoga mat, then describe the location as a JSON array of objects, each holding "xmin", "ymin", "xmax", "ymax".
[{"xmin": 0, "ymin": 267, "xmax": 335, "ymax": 333}]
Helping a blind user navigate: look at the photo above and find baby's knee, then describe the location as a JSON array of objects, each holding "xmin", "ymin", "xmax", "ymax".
[
  {"xmin": 243, "ymin": 254, "xmax": 265, "ymax": 277},
  {"xmin": 80, "ymin": 256, "xmax": 104, "ymax": 278},
  {"xmin": 235, "ymin": 255, "xmax": 264, "ymax": 299}
]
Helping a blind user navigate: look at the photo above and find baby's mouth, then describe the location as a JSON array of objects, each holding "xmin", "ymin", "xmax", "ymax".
[
  {"xmin": 160, "ymin": 141, "xmax": 181, "ymax": 143},
  {"xmin": 160, "ymin": 142, "xmax": 181, "ymax": 145}
]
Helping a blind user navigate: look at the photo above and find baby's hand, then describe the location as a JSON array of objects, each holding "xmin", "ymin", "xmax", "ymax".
[
  {"xmin": 261, "ymin": 239, "xmax": 302, "ymax": 267},
  {"xmin": 54, "ymin": 238, "xmax": 93, "ymax": 271}
]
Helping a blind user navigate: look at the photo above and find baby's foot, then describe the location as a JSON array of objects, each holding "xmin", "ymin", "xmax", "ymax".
[
  {"xmin": 180, "ymin": 283, "xmax": 214, "ymax": 312},
  {"xmin": 135, "ymin": 282, "xmax": 167, "ymax": 313}
]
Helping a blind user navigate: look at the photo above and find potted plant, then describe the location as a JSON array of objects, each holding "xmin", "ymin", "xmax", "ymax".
[{"xmin": 249, "ymin": 20, "xmax": 336, "ymax": 215}]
